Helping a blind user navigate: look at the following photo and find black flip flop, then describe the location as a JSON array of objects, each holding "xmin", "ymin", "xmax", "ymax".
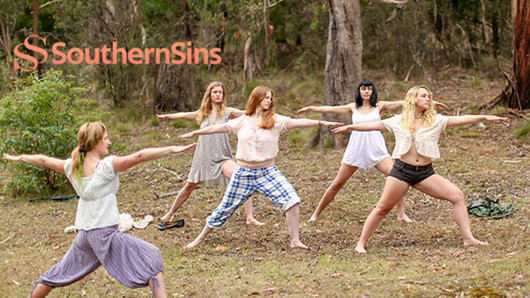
[{"xmin": 157, "ymin": 219, "xmax": 185, "ymax": 230}]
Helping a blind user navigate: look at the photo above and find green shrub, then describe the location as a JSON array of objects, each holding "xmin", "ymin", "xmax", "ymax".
[{"xmin": 0, "ymin": 70, "xmax": 101, "ymax": 195}]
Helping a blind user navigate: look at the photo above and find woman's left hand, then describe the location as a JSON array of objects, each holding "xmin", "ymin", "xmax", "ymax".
[
  {"xmin": 321, "ymin": 121, "xmax": 344, "ymax": 127},
  {"xmin": 434, "ymin": 101, "xmax": 448, "ymax": 109},
  {"xmin": 171, "ymin": 143, "xmax": 197, "ymax": 153}
]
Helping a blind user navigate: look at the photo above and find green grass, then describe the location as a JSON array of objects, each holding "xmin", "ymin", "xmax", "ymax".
[{"xmin": 0, "ymin": 74, "xmax": 528, "ymax": 297}]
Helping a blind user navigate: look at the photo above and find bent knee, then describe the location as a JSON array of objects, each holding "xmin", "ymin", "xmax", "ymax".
[
  {"xmin": 374, "ymin": 205, "xmax": 392, "ymax": 217},
  {"xmin": 445, "ymin": 190, "xmax": 465, "ymax": 204},
  {"xmin": 329, "ymin": 181, "xmax": 346, "ymax": 192},
  {"xmin": 184, "ymin": 182, "xmax": 198, "ymax": 191}
]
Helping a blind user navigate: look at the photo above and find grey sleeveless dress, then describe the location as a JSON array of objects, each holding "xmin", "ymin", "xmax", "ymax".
[{"xmin": 187, "ymin": 109, "xmax": 233, "ymax": 186}]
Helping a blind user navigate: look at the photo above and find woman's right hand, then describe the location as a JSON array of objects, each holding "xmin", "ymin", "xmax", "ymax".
[
  {"xmin": 331, "ymin": 125, "xmax": 351, "ymax": 134},
  {"xmin": 179, "ymin": 131, "xmax": 195, "ymax": 139},
  {"xmin": 2, "ymin": 153, "xmax": 21, "ymax": 162}
]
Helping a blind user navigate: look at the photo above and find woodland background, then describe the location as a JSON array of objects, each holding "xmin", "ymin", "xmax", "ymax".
[{"xmin": 0, "ymin": 1, "xmax": 528, "ymax": 297}]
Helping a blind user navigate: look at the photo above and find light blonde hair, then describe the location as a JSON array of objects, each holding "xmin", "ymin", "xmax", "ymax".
[
  {"xmin": 400, "ymin": 85, "xmax": 437, "ymax": 132},
  {"xmin": 71, "ymin": 121, "xmax": 107, "ymax": 180},
  {"xmin": 196, "ymin": 81, "xmax": 227, "ymax": 124},
  {"xmin": 245, "ymin": 85, "xmax": 275, "ymax": 129}
]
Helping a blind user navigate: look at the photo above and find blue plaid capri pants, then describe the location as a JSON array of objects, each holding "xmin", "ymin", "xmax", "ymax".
[{"xmin": 206, "ymin": 165, "xmax": 301, "ymax": 228}]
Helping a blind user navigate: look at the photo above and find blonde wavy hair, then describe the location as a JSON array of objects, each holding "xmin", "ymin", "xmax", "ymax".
[
  {"xmin": 196, "ymin": 81, "xmax": 227, "ymax": 124},
  {"xmin": 245, "ymin": 86, "xmax": 275, "ymax": 129},
  {"xmin": 400, "ymin": 85, "xmax": 437, "ymax": 132},
  {"xmin": 71, "ymin": 121, "xmax": 107, "ymax": 181}
]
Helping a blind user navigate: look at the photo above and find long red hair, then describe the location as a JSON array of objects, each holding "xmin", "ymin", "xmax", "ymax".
[{"xmin": 245, "ymin": 86, "xmax": 275, "ymax": 129}]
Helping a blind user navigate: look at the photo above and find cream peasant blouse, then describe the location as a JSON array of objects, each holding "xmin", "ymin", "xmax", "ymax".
[{"xmin": 382, "ymin": 114, "xmax": 451, "ymax": 160}]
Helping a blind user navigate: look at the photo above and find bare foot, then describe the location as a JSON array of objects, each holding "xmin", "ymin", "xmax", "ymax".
[
  {"xmin": 354, "ymin": 243, "xmax": 367, "ymax": 254},
  {"xmin": 159, "ymin": 213, "xmax": 174, "ymax": 223},
  {"xmin": 246, "ymin": 218, "xmax": 265, "ymax": 226},
  {"xmin": 186, "ymin": 239, "xmax": 201, "ymax": 248},
  {"xmin": 397, "ymin": 214, "xmax": 413, "ymax": 223},
  {"xmin": 290, "ymin": 240, "xmax": 310, "ymax": 250},
  {"xmin": 463, "ymin": 238, "xmax": 489, "ymax": 246}
]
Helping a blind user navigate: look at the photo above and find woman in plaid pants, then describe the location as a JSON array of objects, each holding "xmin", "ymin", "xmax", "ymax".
[{"xmin": 181, "ymin": 85, "xmax": 342, "ymax": 249}]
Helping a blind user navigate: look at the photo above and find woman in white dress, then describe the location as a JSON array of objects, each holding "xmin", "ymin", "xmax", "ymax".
[
  {"xmin": 298, "ymin": 79, "xmax": 446, "ymax": 222},
  {"xmin": 331, "ymin": 85, "xmax": 503, "ymax": 253}
]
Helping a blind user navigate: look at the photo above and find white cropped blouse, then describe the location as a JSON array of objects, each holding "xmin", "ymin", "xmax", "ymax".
[
  {"xmin": 382, "ymin": 114, "xmax": 451, "ymax": 160},
  {"xmin": 64, "ymin": 155, "xmax": 120, "ymax": 230}
]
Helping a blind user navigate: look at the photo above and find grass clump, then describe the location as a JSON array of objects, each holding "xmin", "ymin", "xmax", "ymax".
[{"xmin": 514, "ymin": 120, "xmax": 530, "ymax": 137}]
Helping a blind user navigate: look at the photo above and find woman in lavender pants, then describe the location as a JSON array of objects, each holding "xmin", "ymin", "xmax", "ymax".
[{"xmin": 3, "ymin": 121, "xmax": 196, "ymax": 298}]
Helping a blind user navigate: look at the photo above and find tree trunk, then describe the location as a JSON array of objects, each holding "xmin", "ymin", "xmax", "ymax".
[
  {"xmin": 0, "ymin": 7, "xmax": 16, "ymax": 79},
  {"xmin": 499, "ymin": 0, "xmax": 530, "ymax": 109},
  {"xmin": 316, "ymin": 0, "xmax": 362, "ymax": 148},
  {"xmin": 32, "ymin": 0, "xmax": 42, "ymax": 77},
  {"xmin": 154, "ymin": 63, "xmax": 199, "ymax": 112}
]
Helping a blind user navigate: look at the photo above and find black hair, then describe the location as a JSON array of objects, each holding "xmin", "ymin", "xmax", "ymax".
[{"xmin": 355, "ymin": 78, "xmax": 378, "ymax": 108}]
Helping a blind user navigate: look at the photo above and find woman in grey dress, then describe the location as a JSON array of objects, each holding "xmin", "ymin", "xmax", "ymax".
[{"xmin": 157, "ymin": 81, "xmax": 263, "ymax": 226}]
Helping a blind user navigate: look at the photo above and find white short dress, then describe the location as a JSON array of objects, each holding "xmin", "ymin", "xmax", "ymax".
[{"xmin": 341, "ymin": 106, "xmax": 390, "ymax": 171}]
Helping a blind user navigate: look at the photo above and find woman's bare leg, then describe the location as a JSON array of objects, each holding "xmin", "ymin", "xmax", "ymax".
[
  {"xmin": 355, "ymin": 177, "xmax": 410, "ymax": 253},
  {"xmin": 186, "ymin": 224, "xmax": 214, "ymax": 248},
  {"xmin": 31, "ymin": 283, "xmax": 52, "ymax": 298},
  {"xmin": 149, "ymin": 272, "xmax": 167, "ymax": 298},
  {"xmin": 222, "ymin": 160, "xmax": 264, "ymax": 225},
  {"xmin": 413, "ymin": 175, "xmax": 488, "ymax": 246},
  {"xmin": 159, "ymin": 182, "xmax": 199, "ymax": 222},
  {"xmin": 375, "ymin": 158, "xmax": 412, "ymax": 222},
  {"xmin": 285, "ymin": 204, "xmax": 309, "ymax": 249},
  {"xmin": 309, "ymin": 164, "xmax": 358, "ymax": 222}
]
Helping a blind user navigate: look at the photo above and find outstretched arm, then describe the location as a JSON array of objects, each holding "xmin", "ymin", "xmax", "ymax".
[
  {"xmin": 331, "ymin": 121, "xmax": 387, "ymax": 134},
  {"xmin": 157, "ymin": 110, "xmax": 197, "ymax": 121},
  {"xmin": 297, "ymin": 103, "xmax": 354, "ymax": 115},
  {"xmin": 228, "ymin": 108, "xmax": 245, "ymax": 119},
  {"xmin": 286, "ymin": 118, "xmax": 343, "ymax": 130},
  {"xmin": 180, "ymin": 123, "xmax": 230, "ymax": 138},
  {"xmin": 446, "ymin": 115, "xmax": 508, "ymax": 128},
  {"xmin": 379, "ymin": 100, "xmax": 447, "ymax": 113},
  {"xmin": 3, "ymin": 153, "xmax": 66, "ymax": 174},
  {"xmin": 113, "ymin": 143, "xmax": 197, "ymax": 173}
]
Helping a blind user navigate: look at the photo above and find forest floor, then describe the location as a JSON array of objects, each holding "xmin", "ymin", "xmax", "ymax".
[{"xmin": 0, "ymin": 73, "xmax": 528, "ymax": 297}]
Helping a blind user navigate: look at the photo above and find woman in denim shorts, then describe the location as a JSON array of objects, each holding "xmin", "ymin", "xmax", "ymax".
[{"xmin": 332, "ymin": 85, "xmax": 507, "ymax": 253}]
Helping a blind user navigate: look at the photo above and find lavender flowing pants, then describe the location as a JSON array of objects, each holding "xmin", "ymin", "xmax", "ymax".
[{"xmin": 30, "ymin": 225, "xmax": 163, "ymax": 297}]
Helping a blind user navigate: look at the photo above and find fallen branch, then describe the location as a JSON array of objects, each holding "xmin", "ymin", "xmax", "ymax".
[
  {"xmin": 0, "ymin": 234, "xmax": 15, "ymax": 244},
  {"xmin": 29, "ymin": 194, "xmax": 79, "ymax": 203},
  {"xmin": 508, "ymin": 108, "xmax": 529, "ymax": 120},
  {"xmin": 154, "ymin": 191, "xmax": 180, "ymax": 199}
]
